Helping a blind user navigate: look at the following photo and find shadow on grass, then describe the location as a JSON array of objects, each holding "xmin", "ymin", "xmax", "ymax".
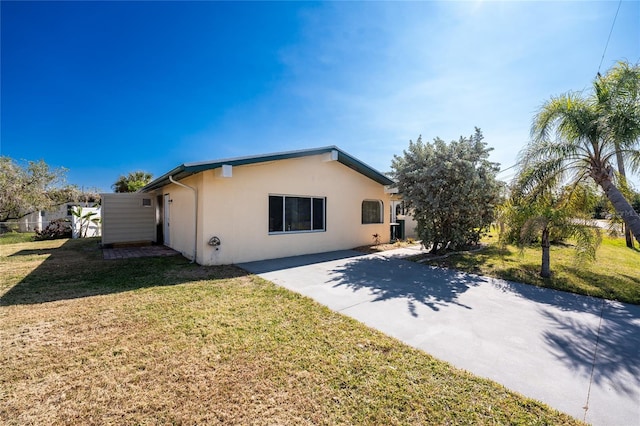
[
  {"xmin": 327, "ymin": 256, "xmax": 487, "ymax": 315},
  {"xmin": 1, "ymin": 238, "xmax": 248, "ymax": 306},
  {"xmin": 426, "ymin": 243, "xmax": 640, "ymax": 305},
  {"xmin": 425, "ymin": 245, "xmax": 517, "ymax": 274},
  {"xmin": 8, "ymin": 248, "xmax": 58, "ymax": 257}
]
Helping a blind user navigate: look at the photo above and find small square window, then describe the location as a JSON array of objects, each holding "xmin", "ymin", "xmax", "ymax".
[
  {"xmin": 362, "ymin": 200, "xmax": 383, "ymax": 224},
  {"xmin": 142, "ymin": 198, "xmax": 152, "ymax": 207}
]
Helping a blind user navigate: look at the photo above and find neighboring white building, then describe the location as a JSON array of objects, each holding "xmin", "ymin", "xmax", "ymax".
[
  {"xmin": 101, "ymin": 146, "xmax": 402, "ymax": 265},
  {"xmin": 18, "ymin": 202, "xmax": 98, "ymax": 234}
]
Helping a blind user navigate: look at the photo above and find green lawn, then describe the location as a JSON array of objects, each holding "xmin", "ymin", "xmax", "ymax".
[
  {"xmin": 0, "ymin": 237, "xmax": 581, "ymax": 425},
  {"xmin": 0, "ymin": 231, "xmax": 34, "ymax": 245},
  {"xmin": 414, "ymin": 234, "xmax": 640, "ymax": 305}
]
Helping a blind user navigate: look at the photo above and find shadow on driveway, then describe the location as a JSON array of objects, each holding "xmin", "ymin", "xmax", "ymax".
[
  {"xmin": 239, "ymin": 250, "xmax": 639, "ymax": 424},
  {"xmin": 329, "ymin": 255, "xmax": 640, "ymax": 401},
  {"xmin": 239, "ymin": 249, "xmax": 365, "ymax": 274},
  {"xmin": 327, "ymin": 255, "xmax": 485, "ymax": 315},
  {"xmin": 494, "ymin": 280, "xmax": 640, "ymax": 398}
]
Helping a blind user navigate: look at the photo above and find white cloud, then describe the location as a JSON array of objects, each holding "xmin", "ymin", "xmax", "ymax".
[{"xmin": 180, "ymin": 1, "xmax": 639, "ymax": 177}]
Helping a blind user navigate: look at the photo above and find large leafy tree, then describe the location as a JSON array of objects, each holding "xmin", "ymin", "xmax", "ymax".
[
  {"xmin": 112, "ymin": 171, "xmax": 153, "ymax": 193},
  {"xmin": 391, "ymin": 128, "xmax": 501, "ymax": 254},
  {"xmin": 524, "ymin": 67, "xmax": 640, "ymax": 243},
  {"xmin": 0, "ymin": 157, "xmax": 83, "ymax": 223}
]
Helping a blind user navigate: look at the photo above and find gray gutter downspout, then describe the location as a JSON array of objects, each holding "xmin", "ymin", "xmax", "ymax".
[{"xmin": 168, "ymin": 175, "xmax": 198, "ymax": 263}]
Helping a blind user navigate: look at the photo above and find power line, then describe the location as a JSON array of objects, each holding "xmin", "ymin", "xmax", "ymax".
[
  {"xmin": 497, "ymin": 163, "xmax": 518, "ymax": 175},
  {"xmin": 597, "ymin": 0, "xmax": 623, "ymax": 76}
]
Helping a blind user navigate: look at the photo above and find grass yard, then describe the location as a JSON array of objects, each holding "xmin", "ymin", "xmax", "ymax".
[
  {"xmin": 0, "ymin": 238, "xmax": 582, "ymax": 425},
  {"xmin": 414, "ymin": 234, "xmax": 640, "ymax": 305},
  {"xmin": 0, "ymin": 231, "xmax": 35, "ymax": 245}
]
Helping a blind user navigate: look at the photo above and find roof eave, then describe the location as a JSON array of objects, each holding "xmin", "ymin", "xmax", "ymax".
[{"xmin": 139, "ymin": 146, "xmax": 395, "ymax": 191}]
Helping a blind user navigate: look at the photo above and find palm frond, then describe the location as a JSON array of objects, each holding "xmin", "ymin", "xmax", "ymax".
[
  {"xmin": 572, "ymin": 224, "xmax": 602, "ymax": 263},
  {"xmin": 512, "ymin": 157, "xmax": 566, "ymax": 201}
]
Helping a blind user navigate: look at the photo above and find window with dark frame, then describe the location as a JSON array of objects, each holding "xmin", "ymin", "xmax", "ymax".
[
  {"xmin": 362, "ymin": 200, "xmax": 383, "ymax": 224},
  {"xmin": 269, "ymin": 195, "xmax": 326, "ymax": 233}
]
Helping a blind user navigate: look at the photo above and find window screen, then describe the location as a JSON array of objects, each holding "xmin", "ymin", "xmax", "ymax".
[
  {"xmin": 269, "ymin": 195, "xmax": 325, "ymax": 233},
  {"xmin": 362, "ymin": 200, "xmax": 383, "ymax": 224}
]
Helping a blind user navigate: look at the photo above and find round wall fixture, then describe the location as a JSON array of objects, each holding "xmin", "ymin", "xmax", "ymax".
[{"xmin": 208, "ymin": 236, "xmax": 221, "ymax": 247}]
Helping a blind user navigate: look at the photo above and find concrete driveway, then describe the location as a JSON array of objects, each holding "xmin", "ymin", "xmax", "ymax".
[{"xmin": 240, "ymin": 249, "xmax": 640, "ymax": 426}]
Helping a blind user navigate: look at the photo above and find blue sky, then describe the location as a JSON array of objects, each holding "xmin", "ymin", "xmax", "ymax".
[{"xmin": 2, "ymin": 1, "xmax": 639, "ymax": 192}]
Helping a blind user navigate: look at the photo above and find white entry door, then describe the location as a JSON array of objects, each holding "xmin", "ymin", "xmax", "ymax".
[{"xmin": 163, "ymin": 194, "xmax": 171, "ymax": 246}]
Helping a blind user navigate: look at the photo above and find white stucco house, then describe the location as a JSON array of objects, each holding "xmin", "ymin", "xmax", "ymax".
[{"xmin": 101, "ymin": 146, "xmax": 416, "ymax": 265}]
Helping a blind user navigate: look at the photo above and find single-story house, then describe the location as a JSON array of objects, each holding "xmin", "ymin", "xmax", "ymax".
[{"xmin": 101, "ymin": 146, "xmax": 416, "ymax": 265}]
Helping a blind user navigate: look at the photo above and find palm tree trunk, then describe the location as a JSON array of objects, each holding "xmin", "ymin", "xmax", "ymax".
[
  {"xmin": 614, "ymin": 150, "xmax": 635, "ymax": 248},
  {"xmin": 540, "ymin": 227, "xmax": 551, "ymax": 278},
  {"xmin": 594, "ymin": 170, "xmax": 640, "ymax": 243}
]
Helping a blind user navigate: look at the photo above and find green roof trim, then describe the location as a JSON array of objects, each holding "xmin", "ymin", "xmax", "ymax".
[{"xmin": 140, "ymin": 146, "xmax": 394, "ymax": 192}]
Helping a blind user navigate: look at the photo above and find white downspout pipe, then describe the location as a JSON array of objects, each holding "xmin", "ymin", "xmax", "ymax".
[{"xmin": 169, "ymin": 175, "xmax": 198, "ymax": 263}]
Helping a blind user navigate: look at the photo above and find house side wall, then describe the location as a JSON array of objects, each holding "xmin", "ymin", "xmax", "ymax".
[
  {"xmin": 101, "ymin": 193, "xmax": 156, "ymax": 245},
  {"xmin": 193, "ymin": 154, "xmax": 391, "ymax": 265},
  {"xmin": 155, "ymin": 173, "xmax": 203, "ymax": 261}
]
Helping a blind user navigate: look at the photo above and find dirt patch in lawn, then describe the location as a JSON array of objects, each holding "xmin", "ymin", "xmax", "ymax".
[{"xmin": 353, "ymin": 241, "xmax": 422, "ymax": 254}]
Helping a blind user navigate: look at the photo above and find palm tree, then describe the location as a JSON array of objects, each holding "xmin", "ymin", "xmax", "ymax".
[
  {"xmin": 112, "ymin": 171, "xmax": 153, "ymax": 193},
  {"xmin": 504, "ymin": 176, "xmax": 600, "ymax": 278},
  {"xmin": 524, "ymin": 89, "xmax": 640, "ymax": 243},
  {"xmin": 594, "ymin": 61, "xmax": 640, "ymax": 247}
]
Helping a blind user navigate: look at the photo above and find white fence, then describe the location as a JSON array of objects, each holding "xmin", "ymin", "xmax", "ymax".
[
  {"xmin": 71, "ymin": 206, "xmax": 101, "ymax": 238},
  {"xmin": 0, "ymin": 204, "xmax": 102, "ymax": 238}
]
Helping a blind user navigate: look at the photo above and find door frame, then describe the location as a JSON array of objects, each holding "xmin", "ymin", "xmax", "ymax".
[{"xmin": 163, "ymin": 193, "xmax": 171, "ymax": 246}]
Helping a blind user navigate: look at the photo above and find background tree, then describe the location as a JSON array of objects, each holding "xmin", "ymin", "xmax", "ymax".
[
  {"xmin": 112, "ymin": 171, "xmax": 153, "ymax": 193},
  {"xmin": 0, "ymin": 157, "xmax": 72, "ymax": 223},
  {"xmin": 391, "ymin": 128, "xmax": 501, "ymax": 254}
]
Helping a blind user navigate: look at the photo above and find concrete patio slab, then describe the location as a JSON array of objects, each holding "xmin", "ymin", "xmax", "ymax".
[
  {"xmin": 102, "ymin": 245, "xmax": 181, "ymax": 260},
  {"xmin": 239, "ymin": 249, "xmax": 640, "ymax": 426}
]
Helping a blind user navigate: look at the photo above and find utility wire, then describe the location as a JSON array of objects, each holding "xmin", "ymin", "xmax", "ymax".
[{"xmin": 597, "ymin": 0, "xmax": 623, "ymax": 76}]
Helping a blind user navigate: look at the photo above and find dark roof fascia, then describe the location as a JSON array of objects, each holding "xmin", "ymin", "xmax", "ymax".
[
  {"xmin": 335, "ymin": 150, "xmax": 394, "ymax": 186},
  {"xmin": 140, "ymin": 146, "xmax": 394, "ymax": 192}
]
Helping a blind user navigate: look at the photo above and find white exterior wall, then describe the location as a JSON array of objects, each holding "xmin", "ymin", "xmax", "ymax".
[
  {"xmin": 397, "ymin": 213, "xmax": 419, "ymax": 239},
  {"xmin": 18, "ymin": 210, "xmax": 43, "ymax": 232},
  {"xmin": 71, "ymin": 206, "xmax": 102, "ymax": 238},
  {"xmin": 101, "ymin": 193, "xmax": 156, "ymax": 245},
  {"xmin": 157, "ymin": 154, "xmax": 392, "ymax": 265},
  {"xmin": 155, "ymin": 174, "xmax": 202, "ymax": 261},
  {"xmin": 18, "ymin": 202, "xmax": 94, "ymax": 232}
]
